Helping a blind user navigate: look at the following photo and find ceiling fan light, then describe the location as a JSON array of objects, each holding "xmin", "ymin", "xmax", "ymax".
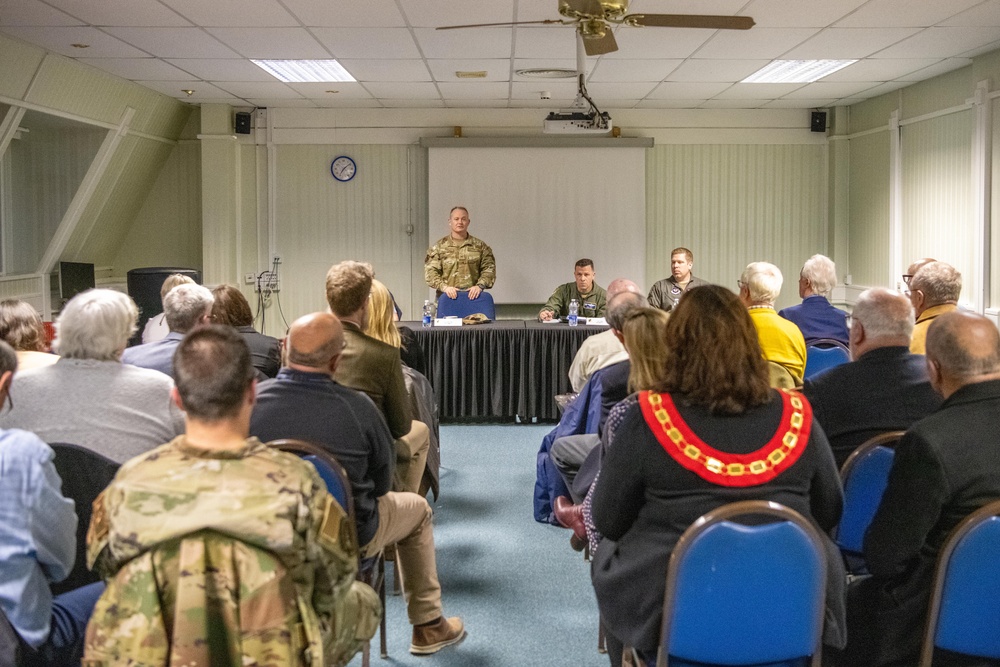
[
  {"xmin": 251, "ymin": 59, "xmax": 356, "ymax": 83},
  {"xmin": 742, "ymin": 60, "xmax": 856, "ymax": 84}
]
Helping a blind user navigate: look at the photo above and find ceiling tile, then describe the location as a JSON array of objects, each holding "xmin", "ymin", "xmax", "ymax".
[
  {"xmin": 166, "ymin": 58, "xmax": 278, "ymax": 81},
  {"xmin": 363, "ymin": 81, "xmax": 442, "ymax": 98},
  {"xmin": 855, "ymin": 80, "xmax": 910, "ymax": 97},
  {"xmin": 783, "ymin": 27, "xmax": 923, "ymax": 59},
  {"xmin": 635, "ymin": 98, "xmax": 709, "ymax": 108},
  {"xmin": 206, "ymin": 28, "xmax": 330, "ymax": 59},
  {"xmin": 2, "ymin": 26, "xmax": 149, "ymax": 56},
  {"xmin": 312, "ymin": 98, "xmax": 382, "ymax": 107},
  {"xmin": 1, "ymin": 0, "xmax": 85, "ymax": 27},
  {"xmin": 190, "ymin": 97, "xmax": 249, "ymax": 104},
  {"xmin": 874, "ymin": 27, "xmax": 1000, "ymax": 58},
  {"xmin": 248, "ymin": 98, "xmax": 317, "ymax": 107},
  {"xmin": 700, "ymin": 98, "xmax": 768, "ymax": 108},
  {"xmin": 762, "ymin": 98, "xmax": 838, "ymax": 108},
  {"xmin": 738, "ymin": 0, "xmax": 867, "ymax": 28},
  {"xmin": 782, "ymin": 81, "xmax": 885, "ymax": 98},
  {"xmin": 428, "ymin": 59, "xmax": 512, "ymax": 81},
  {"xmin": 437, "ymin": 81, "xmax": 510, "ymax": 98},
  {"xmin": 158, "ymin": 0, "xmax": 299, "ymax": 27},
  {"xmin": 213, "ymin": 81, "xmax": 305, "ymax": 98},
  {"xmin": 104, "ymin": 27, "xmax": 240, "ymax": 58},
  {"xmin": 647, "ymin": 81, "xmax": 732, "ymax": 98},
  {"xmin": 514, "ymin": 0, "xmax": 559, "ymax": 23},
  {"xmin": 445, "ymin": 98, "xmax": 509, "ymax": 107},
  {"xmin": 379, "ymin": 98, "xmax": 445, "ymax": 107},
  {"xmin": 401, "ymin": 0, "xmax": 516, "ymax": 29},
  {"xmin": 695, "ymin": 28, "xmax": 819, "ymax": 59},
  {"xmin": 714, "ymin": 82, "xmax": 806, "ymax": 99},
  {"xmin": 339, "ymin": 59, "xmax": 432, "ymax": 82},
  {"xmin": 628, "ymin": 0, "xmax": 748, "ymax": 14},
  {"xmin": 43, "ymin": 0, "xmax": 190, "ymax": 27},
  {"xmin": 512, "ymin": 26, "xmax": 577, "ymax": 59},
  {"xmin": 511, "ymin": 80, "xmax": 578, "ymax": 99},
  {"xmin": 820, "ymin": 58, "xmax": 942, "ymax": 81},
  {"xmin": 604, "ymin": 26, "xmax": 717, "ymax": 59},
  {"xmin": 285, "ymin": 82, "xmax": 374, "ymax": 98},
  {"xmin": 895, "ymin": 58, "xmax": 973, "ymax": 81},
  {"xmin": 414, "ymin": 26, "xmax": 513, "ymax": 58},
  {"xmin": 666, "ymin": 59, "xmax": 771, "ymax": 82},
  {"xmin": 512, "ymin": 58, "xmax": 577, "ymax": 73},
  {"xmin": 312, "ymin": 27, "xmax": 421, "ymax": 59},
  {"xmin": 589, "ymin": 59, "xmax": 682, "ymax": 82},
  {"xmin": 78, "ymin": 57, "xmax": 193, "ymax": 80},
  {"xmin": 281, "ymin": 0, "xmax": 405, "ymax": 27},
  {"xmin": 513, "ymin": 98, "xmax": 577, "ymax": 107},
  {"xmin": 585, "ymin": 81, "xmax": 657, "ymax": 99},
  {"xmin": 942, "ymin": 1, "xmax": 1000, "ymax": 27},
  {"xmin": 834, "ymin": 97, "xmax": 868, "ymax": 105},
  {"xmin": 834, "ymin": 0, "xmax": 984, "ymax": 29},
  {"xmin": 136, "ymin": 79, "xmax": 233, "ymax": 99}
]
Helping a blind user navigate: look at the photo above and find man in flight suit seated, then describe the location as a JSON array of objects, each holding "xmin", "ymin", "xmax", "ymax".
[
  {"xmin": 250, "ymin": 312, "xmax": 466, "ymax": 656},
  {"xmin": 646, "ymin": 247, "xmax": 709, "ymax": 312},
  {"xmin": 538, "ymin": 258, "xmax": 607, "ymax": 321},
  {"xmin": 424, "ymin": 206, "xmax": 496, "ymax": 301},
  {"xmin": 840, "ymin": 311, "xmax": 1000, "ymax": 667},
  {"xmin": 84, "ymin": 326, "xmax": 379, "ymax": 667}
]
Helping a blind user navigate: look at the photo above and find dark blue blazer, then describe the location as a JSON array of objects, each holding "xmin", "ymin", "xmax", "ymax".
[
  {"xmin": 778, "ymin": 295, "xmax": 850, "ymax": 345},
  {"xmin": 121, "ymin": 331, "xmax": 184, "ymax": 377}
]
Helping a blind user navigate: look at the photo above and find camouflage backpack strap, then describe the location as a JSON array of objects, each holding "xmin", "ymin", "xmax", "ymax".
[{"xmin": 639, "ymin": 389, "xmax": 812, "ymax": 487}]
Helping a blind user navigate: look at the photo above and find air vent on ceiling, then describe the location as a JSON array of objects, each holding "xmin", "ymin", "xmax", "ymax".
[{"xmin": 515, "ymin": 68, "xmax": 577, "ymax": 79}]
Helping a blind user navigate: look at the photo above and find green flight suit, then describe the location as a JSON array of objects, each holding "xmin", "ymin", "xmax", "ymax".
[{"xmin": 539, "ymin": 282, "xmax": 607, "ymax": 319}]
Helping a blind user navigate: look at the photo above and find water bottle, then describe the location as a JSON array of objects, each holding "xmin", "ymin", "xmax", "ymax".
[
  {"xmin": 422, "ymin": 300, "xmax": 433, "ymax": 328},
  {"xmin": 568, "ymin": 299, "xmax": 579, "ymax": 327}
]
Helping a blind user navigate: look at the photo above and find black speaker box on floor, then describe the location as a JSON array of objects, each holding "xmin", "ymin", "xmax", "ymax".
[
  {"xmin": 235, "ymin": 111, "xmax": 252, "ymax": 134},
  {"xmin": 811, "ymin": 111, "xmax": 827, "ymax": 133},
  {"xmin": 126, "ymin": 267, "xmax": 201, "ymax": 347}
]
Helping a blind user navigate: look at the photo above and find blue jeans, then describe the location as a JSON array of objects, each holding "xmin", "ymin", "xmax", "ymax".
[{"xmin": 24, "ymin": 582, "xmax": 104, "ymax": 667}]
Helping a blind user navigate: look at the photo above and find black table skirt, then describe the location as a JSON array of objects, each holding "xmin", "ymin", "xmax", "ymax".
[{"xmin": 401, "ymin": 321, "xmax": 609, "ymax": 422}]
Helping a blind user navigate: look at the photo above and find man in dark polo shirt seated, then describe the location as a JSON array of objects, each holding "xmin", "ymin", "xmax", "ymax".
[{"xmin": 249, "ymin": 312, "xmax": 465, "ymax": 656}]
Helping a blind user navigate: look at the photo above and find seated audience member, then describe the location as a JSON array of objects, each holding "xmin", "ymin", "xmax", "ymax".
[
  {"xmin": 590, "ymin": 285, "xmax": 844, "ymax": 666},
  {"xmin": 567, "ymin": 278, "xmax": 641, "ymax": 392},
  {"xmin": 803, "ymin": 288, "xmax": 941, "ymax": 467},
  {"xmin": 908, "ymin": 261, "xmax": 961, "ymax": 354},
  {"xmin": 122, "ymin": 283, "xmax": 214, "ymax": 376},
  {"xmin": 250, "ymin": 312, "xmax": 465, "ymax": 655},
  {"xmin": 842, "ymin": 311, "xmax": 1000, "ymax": 667},
  {"xmin": 366, "ymin": 279, "xmax": 426, "ymax": 376},
  {"xmin": 739, "ymin": 261, "xmax": 807, "ymax": 384},
  {"xmin": 902, "ymin": 257, "xmax": 936, "ymax": 290},
  {"xmin": 0, "ymin": 299, "xmax": 58, "ymax": 371},
  {"xmin": 140, "ymin": 273, "xmax": 195, "ymax": 344},
  {"xmin": 778, "ymin": 254, "xmax": 850, "ymax": 345},
  {"xmin": 326, "ymin": 261, "xmax": 429, "ymax": 495},
  {"xmin": 538, "ymin": 258, "xmax": 607, "ymax": 321},
  {"xmin": 647, "ymin": 247, "xmax": 709, "ymax": 313},
  {"xmin": 556, "ymin": 307, "xmax": 671, "ymax": 551},
  {"xmin": 0, "ymin": 289, "xmax": 184, "ymax": 463},
  {"xmin": 210, "ymin": 284, "xmax": 281, "ymax": 378},
  {"xmin": 85, "ymin": 326, "xmax": 379, "ymax": 666},
  {"xmin": 0, "ymin": 341, "xmax": 103, "ymax": 666},
  {"xmin": 549, "ymin": 291, "xmax": 646, "ymax": 501}
]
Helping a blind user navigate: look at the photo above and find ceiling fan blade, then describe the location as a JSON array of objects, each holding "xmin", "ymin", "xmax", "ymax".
[
  {"xmin": 582, "ymin": 30, "xmax": 618, "ymax": 56},
  {"xmin": 436, "ymin": 19, "xmax": 566, "ymax": 30},
  {"xmin": 630, "ymin": 14, "xmax": 755, "ymax": 30},
  {"xmin": 561, "ymin": 0, "xmax": 604, "ymax": 18}
]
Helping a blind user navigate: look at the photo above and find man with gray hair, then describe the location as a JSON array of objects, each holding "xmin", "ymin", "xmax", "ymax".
[
  {"xmin": 778, "ymin": 254, "xmax": 849, "ymax": 346},
  {"xmin": 803, "ymin": 288, "xmax": 941, "ymax": 467},
  {"xmin": 738, "ymin": 261, "xmax": 807, "ymax": 384},
  {"xmin": 843, "ymin": 311, "xmax": 1000, "ymax": 666},
  {"xmin": 908, "ymin": 260, "xmax": 961, "ymax": 354},
  {"xmin": 567, "ymin": 278, "xmax": 642, "ymax": 392},
  {"xmin": 0, "ymin": 289, "xmax": 184, "ymax": 462},
  {"xmin": 122, "ymin": 282, "xmax": 214, "ymax": 376}
]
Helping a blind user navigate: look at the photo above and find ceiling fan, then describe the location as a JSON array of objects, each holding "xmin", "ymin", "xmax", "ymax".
[{"xmin": 437, "ymin": 0, "xmax": 755, "ymax": 56}]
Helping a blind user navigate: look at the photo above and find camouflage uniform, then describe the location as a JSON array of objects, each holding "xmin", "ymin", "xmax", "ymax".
[
  {"xmin": 424, "ymin": 234, "xmax": 496, "ymax": 292},
  {"xmin": 83, "ymin": 436, "xmax": 380, "ymax": 667}
]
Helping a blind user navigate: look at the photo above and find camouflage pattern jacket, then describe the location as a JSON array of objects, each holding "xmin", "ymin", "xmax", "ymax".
[
  {"xmin": 83, "ymin": 436, "xmax": 380, "ymax": 667},
  {"xmin": 424, "ymin": 234, "xmax": 496, "ymax": 291}
]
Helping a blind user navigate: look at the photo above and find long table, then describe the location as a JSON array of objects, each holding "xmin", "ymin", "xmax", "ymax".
[{"xmin": 401, "ymin": 320, "xmax": 609, "ymax": 422}]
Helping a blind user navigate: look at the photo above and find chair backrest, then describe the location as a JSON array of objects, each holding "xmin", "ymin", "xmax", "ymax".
[
  {"xmin": 435, "ymin": 291, "xmax": 496, "ymax": 320},
  {"xmin": 834, "ymin": 432, "xmax": 902, "ymax": 557},
  {"xmin": 804, "ymin": 340, "xmax": 851, "ymax": 379},
  {"xmin": 658, "ymin": 501, "xmax": 826, "ymax": 667},
  {"xmin": 49, "ymin": 442, "xmax": 120, "ymax": 595},
  {"xmin": 266, "ymin": 439, "xmax": 354, "ymax": 518},
  {"xmin": 920, "ymin": 499, "xmax": 1000, "ymax": 666}
]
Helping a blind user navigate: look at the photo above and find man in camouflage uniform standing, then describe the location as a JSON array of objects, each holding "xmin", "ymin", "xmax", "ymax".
[
  {"xmin": 424, "ymin": 206, "xmax": 496, "ymax": 300},
  {"xmin": 84, "ymin": 325, "xmax": 379, "ymax": 667}
]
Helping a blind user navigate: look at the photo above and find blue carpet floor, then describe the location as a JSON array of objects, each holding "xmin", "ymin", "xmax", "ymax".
[{"xmin": 348, "ymin": 424, "xmax": 609, "ymax": 666}]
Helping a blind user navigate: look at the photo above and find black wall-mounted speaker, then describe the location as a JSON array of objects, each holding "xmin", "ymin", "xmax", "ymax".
[
  {"xmin": 810, "ymin": 111, "xmax": 827, "ymax": 133},
  {"xmin": 235, "ymin": 111, "xmax": 252, "ymax": 134}
]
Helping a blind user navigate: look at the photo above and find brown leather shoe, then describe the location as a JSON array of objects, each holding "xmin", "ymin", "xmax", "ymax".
[
  {"xmin": 553, "ymin": 496, "xmax": 587, "ymax": 542},
  {"xmin": 410, "ymin": 616, "xmax": 466, "ymax": 655}
]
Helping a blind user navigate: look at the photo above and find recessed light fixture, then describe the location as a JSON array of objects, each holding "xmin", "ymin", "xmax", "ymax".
[
  {"xmin": 71, "ymin": 43, "xmax": 89, "ymax": 49},
  {"xmin": 741, "ymin": 60, "xmax": 857, "ymax": 84},
  {"xmin": 181, "ymin": 89, "xmax": 194, "ymax": 96},
  {"xmin": 251, "ymin": 59, "xmax": 356, "ymax": 83}
]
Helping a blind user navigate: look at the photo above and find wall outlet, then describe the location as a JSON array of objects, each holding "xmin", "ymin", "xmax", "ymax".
[{"xmin": 244, "ymin": 272, "xmax": 255, "ymax": 284}]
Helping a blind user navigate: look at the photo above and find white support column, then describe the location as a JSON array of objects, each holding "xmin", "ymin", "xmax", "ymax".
[
  {"xmin": 35, "ymin": 107, "xmax": 136, "ymax": 275},
  {"xmin": 971, "ymin": 80, "xmax": 992, "ymax": 314},
  {"xmin": 0, "ymin": 106, "xmax": 26, "ymax": 161},
  {"xmin": 888, "ymin": 110, "xmax": 903, "ymax": 289}
]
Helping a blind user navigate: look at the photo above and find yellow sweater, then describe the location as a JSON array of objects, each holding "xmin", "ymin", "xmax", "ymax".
[
  {"xmin": 910, "ymin": 303, "xmax": 957, "ymax": 354},
  {"xmin": 749, "ymin": 307, "xmax": 807, "ymax": 383}
]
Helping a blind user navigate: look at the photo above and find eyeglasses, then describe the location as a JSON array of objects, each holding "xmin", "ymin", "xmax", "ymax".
[{"xmin": 902, "ymin": 274, "xmax": 914, "ymax": 286}]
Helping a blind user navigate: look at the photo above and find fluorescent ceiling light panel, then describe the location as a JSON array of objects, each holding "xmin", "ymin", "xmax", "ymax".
[
  {"xmin": 251, "ymin": 59, "xmax": 356, "ymax": 82},
  {"xmin": 741, "ymin": 60, "xmax": 857, "ymax": 83}
]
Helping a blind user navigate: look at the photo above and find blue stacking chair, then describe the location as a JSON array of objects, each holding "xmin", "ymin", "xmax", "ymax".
[
  {"xmin": 804, "ymin": 339, "xmax": 851, "ymax": 380},
  {"xmin": 641, "ymin": 500, "xmax": 827, "ymax": 667},
  {"xmin": 920, "ymin": 499, "xmax": 1000, "ymax": 666},
  {"xmin": 834, "ymin": 432, "xmax": 902, "ymax": 573},
  {"xmin": 435, "ymin": 290, "xmax": 496, "ymax": 320},
  {"xmin": 267, "ymin": 439, "xmax": 387, "ymax": 666}
]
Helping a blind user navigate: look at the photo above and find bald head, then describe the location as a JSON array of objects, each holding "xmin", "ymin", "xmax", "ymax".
[
  {"xmin": 607, "ymin": 291, "xmax": 646, "ymax": 331},
  {"xmin": 606, "ymin": 278, "xmax": 640, "ymax": 301},
  {"xmin": 926, "ymin": 311, "xmax": 1000, "ymax": 396},
  {"xmin": 850, "ymin": 288, "xmax": 915, "ymax": 358},
  {"xmin": 905, "ymin": 257, "xmax": 937, "ymax": 285},
  {"xmin": 286, "ymin": 312, "xmax": 344, "ymax": 371}
]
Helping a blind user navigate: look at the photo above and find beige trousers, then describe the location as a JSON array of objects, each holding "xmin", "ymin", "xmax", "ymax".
[
  {"xmin": 394, "ymin": 420, "xmax": 429, "ymax": 494},
  {"xmin": 361, "ymin": 491, "xmax": 442, "ymax": 626}
]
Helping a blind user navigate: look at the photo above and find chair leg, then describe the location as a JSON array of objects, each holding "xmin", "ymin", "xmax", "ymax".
[
  {"xmin": 598, "ymin": 619, "xmax": 606, "ymax": 654},
  {"xmin": 379, "ymin": 555, "xmax": 388, "ymax": 659},
  {"xmin": 362, "ymin": 640, "xmax": 371, "ymax": 667},
  {"xmin": 391, "ymin": 546, "xmax": 402, "ymax": 596}
]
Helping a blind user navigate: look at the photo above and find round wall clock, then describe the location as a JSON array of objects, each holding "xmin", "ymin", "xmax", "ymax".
[{"xmin": 330, "ymin": 155, "xmax": 357, "ymax": 182}]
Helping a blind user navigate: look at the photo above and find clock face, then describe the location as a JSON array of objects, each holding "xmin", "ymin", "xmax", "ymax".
[{"xmin": 331, "ymin": 156, "xmax": 356, "ymax": 182}]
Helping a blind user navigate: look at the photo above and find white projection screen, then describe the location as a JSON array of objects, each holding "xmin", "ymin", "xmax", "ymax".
[{"xmin": 427, "ymin": 146, "xmax": 646, "ymax": 304}]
